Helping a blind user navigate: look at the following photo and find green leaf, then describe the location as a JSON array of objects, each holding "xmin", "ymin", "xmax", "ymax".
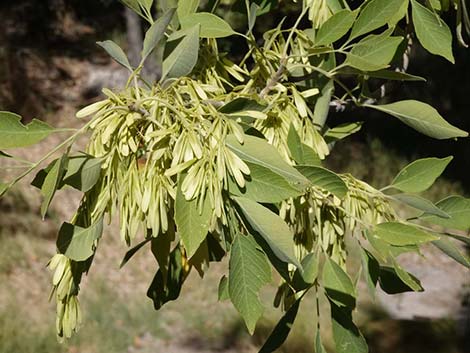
[
  {"xmin": 350, "ymin": 0, "xmax": 407, "ymax": 39},
  {"xmin": 228, "ymin": 233, "xmax": 271, "ymax": 334},
  {"xmin": 392, "ymin": 259, "xmax": 423, "ymax": 291},
  {"xmin": 120, "ymin": 238, "xmax": 151, "ymax": 268},
  {"xmin": 330, "ymin": 303, "xmax": 368, "ymax": 353},
  {"xmin": 316, "ymin": 10, "xmax": 357, "ymax": 46},
  {"xmin": 313, "ymin": 79, "xmax": 334, "ymax": 127},
  {"xmin": 175, "ymin": 180, "xmax": 211, "ymax": 258},
  {"xmin": 374, "ymin": 222, "xmax": 439, "ymax": 246},
  {"xmin": 0, "ymin": 112, "xmax": 55, "ymax": 149},
  {"xmin": 324, "ymin": 122, "xmax": 363, "ymax": 144},
  {"xmin": 226, "ymin": 135, "xmax": 310, "ymax": 190},
  {"xmin": 323, "ymin": 257, "xmax": 356, "ymax": 308},
  {"xmin": 219, "ymin": 98, "xmax": 266, "ymax": 122},
  {"xmin": 390, "ymin": 156, "xmax": 452, "ymax": 193},
  {"xmin": 56, "ymin": 218, "xmax": 104, "ymax": 261},
  {"xmin": 366, "ymin": 100, "xmax": 468, "ymax": 139},
  {"xmin": 219, "ymin": 98, "xmax": 266, "ymax": 115},
  {"xmin": 388, "ymin": 0, "xmax": 409, "ymax": 26},
  {"xmin": 411, "ymin": 0, "xmax": 454, "ymax": 63},
  {"xmin": 229, "ymin": 162, "xmax": 303, "ymax": 203},
  {"xmin": 233, "ymin": 196, "xmax": 301, "ymax": 268},
  {"xmin": 177, "ymin": 0, "xmax": 199, "ymax": 19},
  {"xmin": 40, "ymin": 156, "xmax": 67, "ymax": 219},
  {"xmin": 420, "ymin": 196, "xmax": 470, "ymax": 231},
  {"xmin": 292, "ymin": 252, "xmax": 320, "ymax": 291},
  {"xmin": 259, "ymin": 297, "xmax": 301, "ymax": 353},
  {"xmin": 141, "ymin": 8, "xmax": 176, "ymax": 63},
  {"xmin": 97, "ymin": 40, "xmax": 132, "ymax": 71},
  {"xmin": 62, "ymin": 154, "xmax": 102, "ymax": 193},
  {"xmin": 432, "ymin": 238, "xmax": 470, "ymax": 268},
  {"xmin": 378, "ymin": 266, "xmax": 421, "ymax": 294},
  {"xmin": 161, "ymin": 24, "xmax": 200, "ymax": 80},
  {"xmin": 248, "ymin": 3, "xmax": 259, "ymax": 33},
  {"xmin": 180, "ymin": 12, "xmax": 235, "ymax": 38},
  {"xmin": 345, "ymin": 32, "xmax": 403, "ymax": 71},
  {"xmin": 218, "ymin": 275, "xmax": 229, "ymax": 301},
  {"xmin": 359, "ymin": 247, "xmax": 379, "ymax": 298},
  {"xmin": 338, "ymin": 67, "xmax": 426, "ymax": 81},
  {"xmin": 391, "ymin": 193, "xmax": 450, "ymax": 218},
  {"xmin": 287, "ymin": 125, "xmax": 321, "ymax": 166},
  {"xmin": 296, "ymin": 165, "xmax": 347, "ymax": 199},
  {"xmin": 300, "ymin": 252, "xmax": 320, "ymax": 285}
]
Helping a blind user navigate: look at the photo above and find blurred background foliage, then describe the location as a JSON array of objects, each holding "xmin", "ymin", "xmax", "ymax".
[{"xmin": 0, "ymin": 0, "xmax": 468, "ymax": 352}]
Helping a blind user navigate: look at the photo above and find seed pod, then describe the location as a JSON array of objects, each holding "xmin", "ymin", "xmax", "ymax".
[{"xmin": 75, "ymin": 100, "xmax": 109, "ymax": 118}]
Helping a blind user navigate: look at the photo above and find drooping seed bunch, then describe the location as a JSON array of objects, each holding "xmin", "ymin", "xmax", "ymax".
[
  {"xmin": 280, "ymin": 176, "xmax": 396, "ymax": 267},
  {"xmin": 48, "ymin": 23, "xmax": 406, "ymax": 340}
]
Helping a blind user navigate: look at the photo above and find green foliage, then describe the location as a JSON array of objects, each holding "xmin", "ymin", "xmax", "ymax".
[
  {"xmin": 367, "ymin": 100, "xmax": 468, "ymax": 139},
  {"xmin": 162, "ymin": 25, "xmax": 200, "ymax": 79},
  {"xmin": 175, "ymin": 180, "xmax": 212, "ymax": 258},
  {"xmin": 179, "ymin": 12, "xmax": 235, "ymax": 38},
  {"xmin": 350, "ymin": 0, "xmax": 406, "ymax": 39},
  {"xmin": 411, "ymin": 0, "xmax": 455, "ymax": 62},
  {"xmin": 0, "ymin": 111, "xmax": 55, "ymax": 149},
  {"xmin": 390, "ymin": 156, "xmax": 453, "ymax": 193},
  {"xmin": 56, "ymin": 218, "xmax": 104, "ymax": 261},
  {"xmin": 97, "ymin": 40, "xmax": 133, "ymax": 71},
  {"xmin": 0, "ymin": 0, "xmax": 469, "ymax": 350},
  {"xmin": 345, "ymin": 32, "xmax": 404, "ymax": 71},
  {"xmin": 374, "ymin": 222, "xmax": 439, "ymax": 246},
  {"xmin": 228, "ymin": 233, "xmax": 271, "ymax": 334}
]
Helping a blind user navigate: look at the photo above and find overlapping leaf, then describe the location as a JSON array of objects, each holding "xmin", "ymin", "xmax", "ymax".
[
  {"xmin": 234, "ymin": 196, "xmax": 301, "ymax": 268},
  {"xmin": 56, "ymin": 217, "xmax": 104, "ymax": 261},
  {"xmin": 412, "ymin": 0, "xmax": 454, "ymax": 63},
  {"xmin": 228, "ymin": 234, "xmax": 271, "ymax": 334},
  {"xmin": 175, "ymin": 181, "xmax": 211, "ymax": 258}
]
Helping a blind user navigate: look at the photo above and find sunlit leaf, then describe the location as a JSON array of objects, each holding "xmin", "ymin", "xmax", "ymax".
[
  {"xmin": 228, "ymin": 233, "xmax": 271, "ymax": 334},
  {"xmin": 141, "ymin": 8, "xmax": 176, "ymax": 63},
  {"xmin": 234, "ymin": 196, "xmax": 301, "ymax": 268},
  {"xmin": 161, "ymin": 25, "xmax": 200, "ymax": 80},
  {"xmin": 366, "ymin": 100, "xmax": 468, "ymax": 139},
  {"xmin": 175, "ymin": 180, "xmax": 211, "ymax": 258},
  {"xmin": 323, "ymin": 257, "xmax": 356, "ymax": 308},
  {"xmin": 56, "ymin": 218, "xmax": 104, "ymax": 261},
  {"xmin": 350, "ymin": 0, "xmax": 407, "ymax": 39},
  {"xmin": 316, "ymin": 10, "xmax": 357, "ymax": 46},
  {"xmin": 97, "ymin": 40, "xmax": 132, "ymax": 71},
  {"xmin": 374, "ymin": 222, "xmax": 439, "ymax": 246},
  {"xmin": 420, "ymin": 196, "xmax": 470, "ymax": 231},
  {"xmin": 180, "ymin": 12, "xmax": 235, "ymax": 38},
  {"xmin": 345, "ymin": 32, "xmax": 403, "ymax": 71},
  {"xmin": 296, "ymin": 165, "xmax": 347, "ymax": 198},
  {"xmin": 0, "ymin": 112, "xmax": 55, "ymax": 149},
  {"xmin": 412, "ymin": 0, "xmax": 454, "ymax": 63},
  {"xmin": 390, "ymin": 156, "xmax": 452, "ymax": 193}
]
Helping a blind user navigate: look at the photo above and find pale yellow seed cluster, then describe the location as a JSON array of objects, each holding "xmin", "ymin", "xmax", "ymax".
[
  {"xmin": 281, "ymin": 176, "xmax": 396, "ymax": 268},
  {"xmin": 48, "ymin": 254, "xmax": 81, "ymax": 339},
  {"xmin": 83, "ymin": 79, "xmax": 250, "ymax": 242},
  {"xmin": 304, "ymin": 0, "xmax": 334, "ymax": 28}
]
